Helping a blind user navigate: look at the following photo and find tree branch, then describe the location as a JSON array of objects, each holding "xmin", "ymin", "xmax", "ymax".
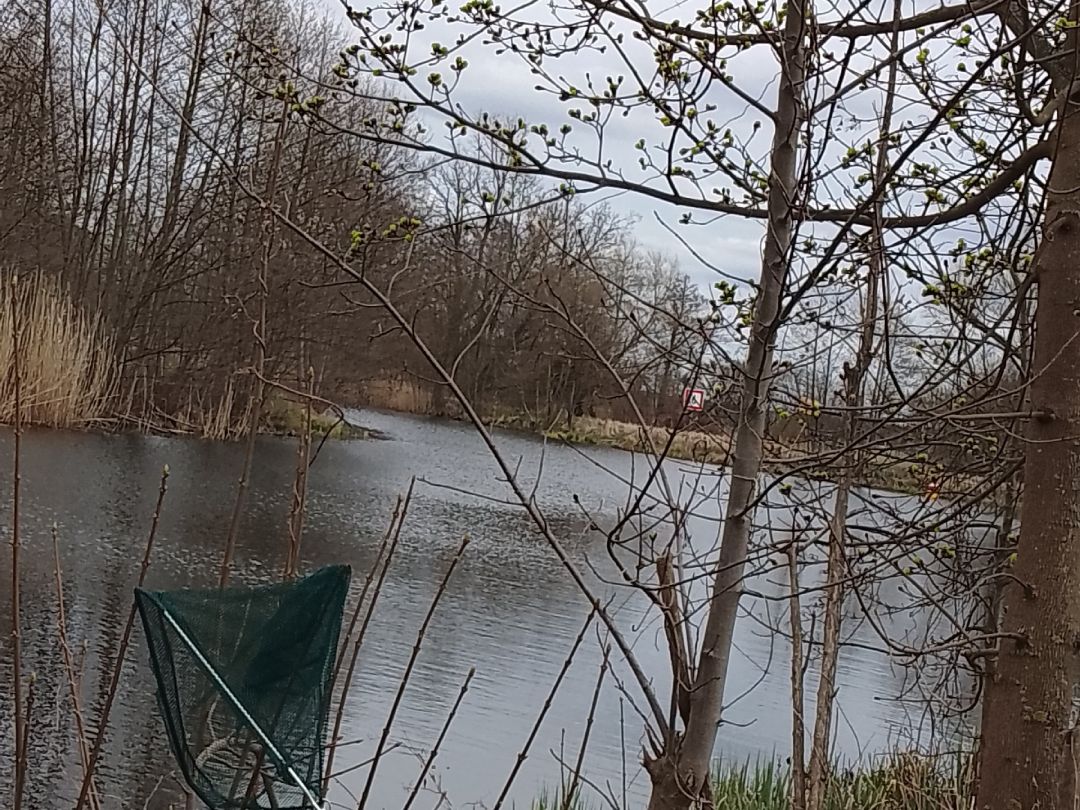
[
  {"xmin": 583, "ymin": 0, "xmax": 1006, "ymax": 47},
  {"xmin": 317, "ymin": 114, "xmax": 1051, "ymax": 228}
]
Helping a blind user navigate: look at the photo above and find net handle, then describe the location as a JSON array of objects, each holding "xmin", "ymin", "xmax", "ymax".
[{"xmin": 160, "ymin": 606, "xmax": 327, "ymax": 810}]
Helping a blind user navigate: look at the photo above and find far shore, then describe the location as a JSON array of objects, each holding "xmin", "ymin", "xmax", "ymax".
[{"xmin": 350, "ymin": 404, "xmax": 969, "ymax": 501}]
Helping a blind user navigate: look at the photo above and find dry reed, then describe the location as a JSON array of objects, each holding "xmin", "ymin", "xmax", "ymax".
[
  {"xmin": 0, "ymin": 272, "xmax": 117, "ymax": 428},
  {"xmin": 358, "ymin": 377, "xmax": 433, "ymax": 414},
  {"xmin": 169, "ymin": 377, "xmax": 250, "ymax": 441},
  {"xmin": 357, "ymin": 533, "xmax": 472, "ymax": 810},
  {"xmin": 74, "ymin": 466, "xmax": 169, "ymax": 810}
]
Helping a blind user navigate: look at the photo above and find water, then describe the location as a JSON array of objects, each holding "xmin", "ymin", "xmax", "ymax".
[{"xmin": 0, "ymin": 410, "xmax": 976, "ymax": 809}]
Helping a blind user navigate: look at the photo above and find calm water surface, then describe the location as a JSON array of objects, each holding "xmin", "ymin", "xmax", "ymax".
[{"xmin": 0, "ymin": 410, "xmax": 959, "ymax": 809}]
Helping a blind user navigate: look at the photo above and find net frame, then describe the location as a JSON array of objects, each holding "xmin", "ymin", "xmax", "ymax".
[{"xmin": 136, "ymin": 565, "xmax": 351, "ymax": 810}]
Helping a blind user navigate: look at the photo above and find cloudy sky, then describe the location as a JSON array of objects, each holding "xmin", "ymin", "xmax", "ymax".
[
  {"xmin": 311, "ymin": 0, "xmax": 1028, "ymax": 309},
  {"xmin": 313, "ymin": 0, "xmax": 797, "ymax": 290}
]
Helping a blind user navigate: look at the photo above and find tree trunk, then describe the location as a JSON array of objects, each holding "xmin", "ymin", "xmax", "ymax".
[
  {"xmin": 644, "ymin": 2, "xmax": 808, "ymax": 808},
  {"xmin": 975, "ymin": 77, "xmax": 1080, "ymax": 810}
]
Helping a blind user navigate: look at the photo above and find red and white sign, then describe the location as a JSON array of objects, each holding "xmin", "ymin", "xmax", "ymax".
[{"xmin": 682, "ymin": 388, "xmax": 705, "ymax": 412}]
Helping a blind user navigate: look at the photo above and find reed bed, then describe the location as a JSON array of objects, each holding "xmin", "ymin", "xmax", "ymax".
[
  {"xmin": 356, "ymin": 377, "xmax": 434, "ymax": 414},
  {"xmin": 166, "ymin": 376, "xmax": 252, "ymax": 441},
  {"xmin": 0, "ymin": 272, "xmax": 117, "ymax": 428}
]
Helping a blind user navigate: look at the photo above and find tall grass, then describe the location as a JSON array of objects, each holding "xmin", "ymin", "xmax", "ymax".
[
  {"xmin": 536, "ymin": 754, "xmax": 973, "ymax": 810},
  {"xmin": 710, "ymin": 753, "xmax": 972, "ymax": 810},
  {"xmin": 530, "ymin": 784, "xmax": 588, "ymax": 810},
  {"xmin": 0, "ymin": 272, "xmax": 117, "ymax": 428}
]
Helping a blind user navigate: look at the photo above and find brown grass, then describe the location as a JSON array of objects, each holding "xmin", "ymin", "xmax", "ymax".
[
  {"xmin": 544, "ymin": 416, "xmax": 735, "ymax": 464},
  {"xmin": 356, "ymin": 377, "xmax": 433, "ymax": 414},
  {"xmin": 0, "ymin": 272, "xmax": 117, "ymax": 428}
]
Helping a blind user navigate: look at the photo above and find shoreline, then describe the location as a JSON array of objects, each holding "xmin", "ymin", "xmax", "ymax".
[
  {"xmin": 1, "ymin": 401, "xmax": 979, "ymax": 502},
  {"xmin": 353, "ymin": 405, "xmax": 969, "ymax": 500}
]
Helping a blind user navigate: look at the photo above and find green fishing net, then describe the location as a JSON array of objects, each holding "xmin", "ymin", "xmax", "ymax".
[{"xmin": 136, "ymin": 565, "xmax": 351, "ymax": 810}]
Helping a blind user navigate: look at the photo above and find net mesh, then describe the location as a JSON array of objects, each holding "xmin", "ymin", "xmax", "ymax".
[{"xmin": 136, "ymin": 565, "xmax": 351, "ymax": 810}]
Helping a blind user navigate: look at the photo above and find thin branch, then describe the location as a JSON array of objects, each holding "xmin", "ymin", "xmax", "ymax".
[{"xmin": 356, "ymin": 535, "xmax": 471, "ymax": 810}]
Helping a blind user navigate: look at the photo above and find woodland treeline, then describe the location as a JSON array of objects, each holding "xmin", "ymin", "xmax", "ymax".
[
  {"xmin": 0, "ymin": 0, "xmax": 1017, "ymax": 468},
  {"xmin": 0, "ymin": 0, "xmax": 710, "ymax": 436}
]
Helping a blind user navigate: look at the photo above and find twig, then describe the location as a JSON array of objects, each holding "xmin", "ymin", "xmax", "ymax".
[
  {"xmin": 401, "ymin": 667, "xmax": 476, "ymax": 810},
  {"xmin": 562, "ymin": 646, "xmax": 609, "ymax": 810},
  {"xmin": 328, "ymin": 744, "xmax": 405, "ymax": 780},
  {"xmin": 262, "ymin": 773, "xmax": 282, "ymax": 809},
  {"xmin": 324, "ymin": 485, "xmax": 413, "ymax": 796},
  {"xmin": 332, "ymin": 492, "xmax": 407, "ymax": 686},
  {"xmin": 620, "ymin": 699, "xmax": 627, "ymax": 810},
  {"xmin": 18, "ymin": 673, "xmax": 33, "ymax": 807},
  {"xmin": 10, "ymin": 283, "xmax": 25, "ymax": 810},
  {"xmin": 52, "ymin": 525, "xmax": 102, "ymax": 810},
  {"xmin": 492, "ymin": 608, "xmax": 597, "ymax": 810},
  {"xmin": 284, "ymin": 366, "xmax": 314, "ymax": 579},
  {"xmin": 241, "ymin": 746, "xmax": 267, "ymax": 806},
  {"xmin": 219, "ymin": 98, "xmax": 289, "ymax": 588},
  {"xmin": 357, "ymin": 535, "xmax": 471, "ymax": 810},
  {"xmin": 787, "ymin": 535, "xmax": 807, "ymax": 810},
  {"xmin": 75, "ymin": 466, "xmax": 169, "ymax": 810},
  {"xmin": 139, "ymin": 772, "xmax": 170, "ymax": 810},
  {"xmin": 550, "ymin": 749, "xmax": 622, "ymax": 810}
]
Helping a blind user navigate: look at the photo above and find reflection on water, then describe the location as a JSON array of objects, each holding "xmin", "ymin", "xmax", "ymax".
[{"xmin": 0, "ymin": 410, "xmax": 967, "ymax": 809}]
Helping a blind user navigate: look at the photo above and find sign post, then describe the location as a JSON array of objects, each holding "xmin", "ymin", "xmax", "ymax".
[{"xmin": 682, "ymin": 388, "xmax": 705, "ymax": 412}]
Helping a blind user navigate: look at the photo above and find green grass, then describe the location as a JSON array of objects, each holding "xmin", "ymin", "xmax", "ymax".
[
  {"xmin": 530, "ymin": 784, "xmax": 587, "ymax": 810},
  {"xmin": 711, "ymin": 759, "xmax": 790, "ymax": 810},
  {"xmin": 713, "ymin": 754, "xmax": 971, "ymax": 809},
  {"xmin": 261, "ymin": 395, "xmax": 368, "ymax": 440},
  {"xmin": 533, "ymin": 753, "xmax": 972, "ymax": 810}
]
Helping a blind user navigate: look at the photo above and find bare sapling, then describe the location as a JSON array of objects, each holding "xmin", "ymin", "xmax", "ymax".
[
  {"xmin": 356, "ymin": 534, "xmax": 471, "ymax": 810},
  {"xmin": 9, "ymin": 277, "xmax": 25, "ymax": 810},
  {"xmin": 75, "ymin": 465, "xmax": 169, "ymax": 810},
  {"xmin": 51, "ymin": 525, "xmax": 102, "ymax": 810},
  {"xmin": 323, "ymin": 485, "xmax": 413, "ymax": 796}
]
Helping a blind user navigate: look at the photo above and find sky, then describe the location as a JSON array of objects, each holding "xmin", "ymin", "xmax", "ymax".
[
  {"xmin": 309, "ymin": 0, "xmax": 1044, "ymax": 314},
  {"xmin": 315, "ymin": 0, "xmax": 785, "ymax": 290}
]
